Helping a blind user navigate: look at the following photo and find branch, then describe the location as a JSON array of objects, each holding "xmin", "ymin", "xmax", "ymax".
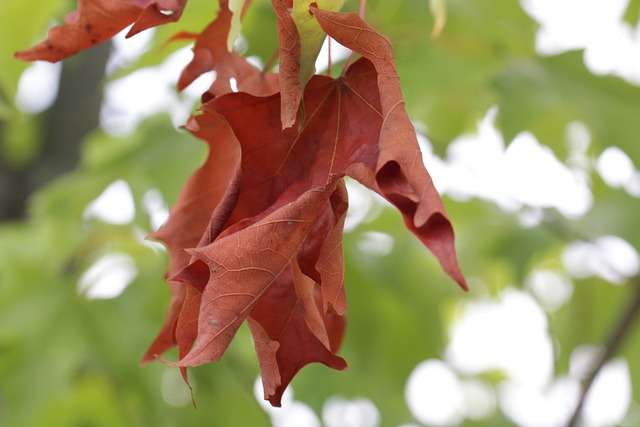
[
  {"xmin": 566, "ymin": 275, "xmax": 640, "ymax": 427},
  {"xmin": 0, "ymin": 41, "xmax": 111, "ymax": 221}
]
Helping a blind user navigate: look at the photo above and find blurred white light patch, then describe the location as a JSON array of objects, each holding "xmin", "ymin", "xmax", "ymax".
[
  {"xmin": 525, "ymin": 269, "xmax": 574, "ymax": 312},
  {"xmin": 498, "ymin": 376, "xmax": 580, "ymax": 427},
  {"xmin": 445, "ymin": 288, "xmax": 554, "ymax": 388},
  {"xmin": 77, "ymin": 252, "xmax": 138, "ymax": 299},
  {"xmin": 570, "ymin": 345, "xmax": 603, "ymax": 380},
  {"xmin": 101, "ymin": 46, "xmax": 207, "ymax": 135},
  {"xmin": 253, "ymin": 377, "xmax": 321, "ymax": 427},
  {"xmin": 344, "ymin": 179, "xmax": 383, "ymax": 232},
  {"xmin": 315, "ymin": 37, "xmax": 353, "ymax": 74},
  {"xmin": 501, "ymin": 131, "xmax": 592, "ymax": 217},
  {"xmin": 624, "ymin": 172, "xmax": 640, "ymax": 198},
  {"xmin": 596, "ymin": 146, "xmax": 636, "ymax": 188},
  {"xmin": 562, "ymin": 236, "xmax": 640, "ymax": 284},
  {"xmin": 83, "ymin": 179, "xmax": 135, "ymax": 225},
  {"xmin": 322, "ymin": 396, "xmax": 381, "ymax": 427},
  {"xmin": 142, "ymin": 188, "xmax": 169, "ymax": 231},
  {"xmin": 521, "ymin": 0, "xmax": 640, "ymax": 84},
  {"xmin": 459, "ymin": 379, "xmax": 497, "ymax": 421},
  {"xmin": 161, "ymin": 367, "xmax": 193, "ymax": 407},
  {"xmin": 405, "ymin": 359, "xmax": 464, "ymax": 426},
  {"xmin": 568, "ymin": 347, "xmax": 632, "ymax": 427},
  {"xmin": 425, "ymin": 107, "xmax": 592, "ymax": 218},
  {"xmin": 106, "ymin": 26, "xmax": 155, "ymax": 74},
  {"xmin": 357, "ymin": 231, "xmax": 394, "ymax": 257},
  {"xmin": 582, "ymin": 359, "xmax": 632, "ymax": 427},
  {"xmin": 15, "ymin": 61, "xmax": 62, "ymax": 114}
]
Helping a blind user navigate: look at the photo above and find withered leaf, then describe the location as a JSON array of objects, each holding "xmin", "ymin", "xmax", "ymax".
[{"xmin": 15, "ymin": 0, "xmax": 187, "ymax": 62}]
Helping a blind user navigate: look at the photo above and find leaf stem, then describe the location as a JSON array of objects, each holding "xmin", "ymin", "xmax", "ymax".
[
  {"xmin": 263, "ymin": 48, "xmax": 279, "ymax": 74},
  {"xmin": 327, "ymin": 36, "xmax": 332, "ymax": 77},
  {"xmin": 359, "ymin": 0, "xmax": 367, "ymax": 17},
  {"xmin": 566, "ymin": 276, "xmax": 640, "ymax": 427},
  {"xmin": 339, "ymin": 0, "xmax": 367, "ymax": 77}
]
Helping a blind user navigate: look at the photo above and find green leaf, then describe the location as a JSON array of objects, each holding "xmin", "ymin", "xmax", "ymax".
[
  {"xmin": 0, "ymin": 0, "xmax": 68, "ymax": 100},
  {"xmin": 292, "ymin": 0, "xmax": 345, "ymax": 84},
  {"xmin": 429, "ymin": 0, "xmax": 447, "ymax": 38},
  {"xmin": 227, "ymin": 0, "xmax": 248, "ymax": 51}
]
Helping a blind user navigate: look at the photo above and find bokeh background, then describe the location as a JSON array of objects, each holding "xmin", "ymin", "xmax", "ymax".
[{"xmin": 1, "ymin": 0, "xmax": 640, "ymax": 426}]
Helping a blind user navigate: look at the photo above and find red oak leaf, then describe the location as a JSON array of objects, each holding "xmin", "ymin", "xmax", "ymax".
[
  {"xmin": 310, "ymin": 7, "xmax": 467, "ymax": 288},
  {"xmin": 199, "ymin": 57, "xmax": 466, "ymax": 291},
  {"xmin": 178, "ymin": 0, "xmax": 279, "ymax": 101},
  {"xmin": 271, "ymin": 0, "xmax": 301, "ymax": 128},
  {"xmin": 164, "ymin": 57, "xmax": 464, "ymax": 404},
  {"xmin": 249, "ymin": 256, "xmax": 347, "ymax": 407},
  {"xmin": 15, "ymin": 0, "xmax": 187, "ymax": 62},
  {"xmin": 141, "ymin": 114, "xmax": 240, "ymax": 366},
  {"xmin": 168, "ymin": 179, "xmax": 345, "ymax": 369},
  {"xmin": 137, "ymin": 2, "xmax": 464, "ymax": 407},
  {"xmin": 142, "ymin": 0, "xmax": 279, "ymax": 369}
]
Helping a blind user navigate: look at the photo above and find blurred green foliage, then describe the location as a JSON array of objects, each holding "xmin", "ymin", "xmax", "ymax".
[{"xmin": 1, "ymin": 0, "xmax": 640, "ymax": 426}]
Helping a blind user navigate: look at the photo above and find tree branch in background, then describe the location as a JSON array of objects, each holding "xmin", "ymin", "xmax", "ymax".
[
  {"xmin": 0, "ymin": 41, "xmax": 111, "ymax": 221},
  {"xmin": 567, "ymin": 276, "xmax": 640, "ymax": 427}
]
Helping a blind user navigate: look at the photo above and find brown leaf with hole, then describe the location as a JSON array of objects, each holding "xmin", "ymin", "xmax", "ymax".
[{"xmin": 15, "ymin": 0, "xmax": 188, "ymax": 62}]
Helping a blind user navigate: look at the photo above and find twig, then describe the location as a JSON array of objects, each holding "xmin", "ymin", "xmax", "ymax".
[
  {"xmin": 566, "ymin": 276, "xmax": 640, "ymax": 427},
  {"xmin": 262, "ymin": 49, "xmax": 279, "ymax": 74}
]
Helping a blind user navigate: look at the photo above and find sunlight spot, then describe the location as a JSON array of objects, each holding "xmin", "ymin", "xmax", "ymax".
[
  {"xmin": 107, "ymin": 25, "xmax": 155, "ymax": 74},
  {"xmin": 233, "ymin": 35, "xmax": 249, "ymax": 56},
  {"xmin": 445, "ymin": 288, "xmax": 554, "ymax": 388},
  {"xmin": 562, "ymin": 236, "xmax": 639, "ymax": 284},
  {"xmin": 460, "ymin": 379, "xmax": 497, "ymax": 420},
  {"xmin": 77, "ymin": 252, "xmax": 137, "ymax": 299},
  {"xmin": 323, "ymin": 396, "xmax": 381, "ymax": 427},
  {"xmin": 161, "ymin": 367, "xmax": 193, "ymax": 407},
  {"xmin": 101, "ymin": 46, "xmax": 196, "ymax": 136},
  {"xmin": 565, "ymin": 121, "xmax": 592, "ymax": 171},
  {"xmin": 315, "ymin": 37, "xmax": 353, "ymax": 74},
  {"xmin": 498, "ymin": 376, "xmax": 579, "ymax": 427},
  {"xmin": 405, "ymin": 359, "xmax": 464, "ymax": 426},
  {"xmin": 525, "ymin": 269, "xmax": 574, "ymax": 312},
  {"xmin": 229, "ymin": 77, "xmax": 239, "ymax": 92},
  {"xmin": 625, "ymin": 171, "xmax": 640, "ymax": 198},
  {"xmin": 357, "ymin": 231, "xmax": 394, "ymax": 257},
  {"xmin": 254, "ymin": 376, "xmax": 294, "ymax": 414},
  {"xmin": 142, "ymin": 189, "xmax": 169, "ymax": 231},
  {"xmin": 83, "ymin": 179, "xmax": 135, "ymax": 225},
  {"xmin": 134, "ymin": 226, "xmax": 166, "ymax": 253},
  {"xmin": 254, "ymin": 377, "xmax": 320, "ymax": 427},
  {"xmin": 101, "ymin": 67, "xmax": 174, "ymax": 135},
  {"xmin": 570, "ymin": 345, "xmax": 602, "ymax": 380},
  {"xmin": 247, "ymin": 55, "xmax": 264, "ymax": 70},
  {"xmin": 596, "ymin": 146, "xmax": 635, "ymax": 188},
  {"xmin": 568, "ymin": 347, "xmax": 632, "ymax": 426},
  {"xmin": 582, "ymin": 359, "xmax": 632, "ymax": 427},
  {"xmin": 344, "ymin": 179, "xmax": 382, "ymax": 232},
  {"xmin": 15, "ymin": 61, "xmax": 62, "ymax": 114},
  {"xmin": 502, "ymin": 131, "xmax": 592, "ymax": 217},
  {"xmin": 426, "ymin": 107, "xmax": 592, "ymax": 217},
  {"xmin": 521, "ymin": 0, "xmax": 640, "ymax": 84}
]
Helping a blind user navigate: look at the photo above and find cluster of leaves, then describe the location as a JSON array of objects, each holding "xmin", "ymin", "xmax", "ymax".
[{"xmin": 15, "ymin": 0, "xmax": 465, "ymax": 405}]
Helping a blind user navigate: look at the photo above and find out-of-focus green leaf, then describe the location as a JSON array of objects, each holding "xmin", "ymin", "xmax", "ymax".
[
  {"xmin": 429, "ymin": 0, "xmax": 447, "ymax": 38},
  {"xmin": 366, "ymin": 0, "xmax": 537, "ymax": 152},
  {"xmin": 495, "ymin": 52, "xmax": 640, "ymax": 158},
  {"xmin": 0, "ymin": 0, "xmax": 68, "ymax": 100}
]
